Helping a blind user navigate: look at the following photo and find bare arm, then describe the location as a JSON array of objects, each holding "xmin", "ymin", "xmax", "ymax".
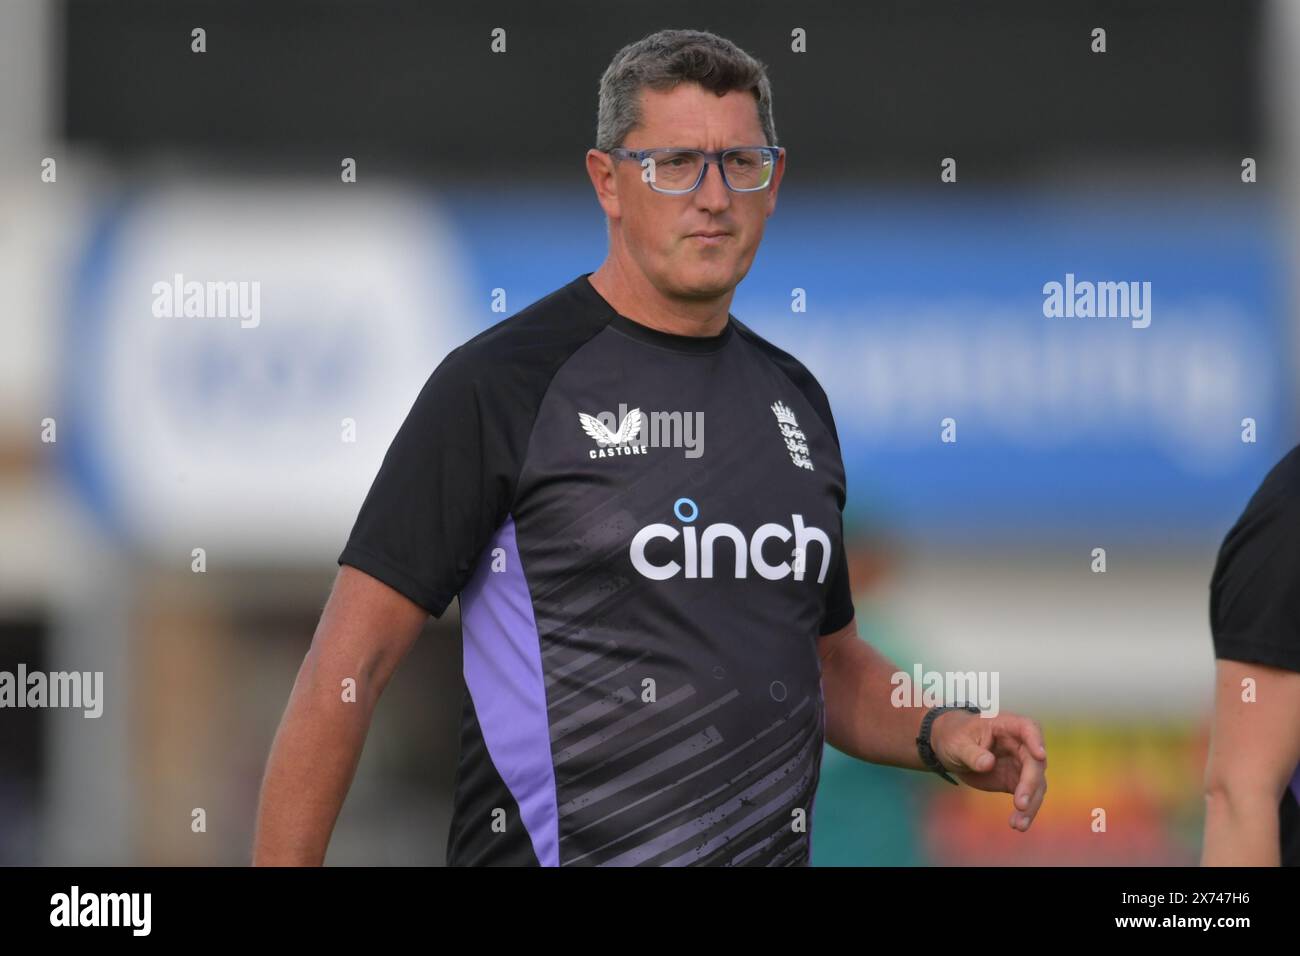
[
  {"xmin": 1202, "ymin": 657, "xmax": 1300, "ymax": 866},
  {"xmin": 819, "ymin": 618, "xmax": 1048, "ymax": 831},
  {"xmin": 819, "ymin": 619, "xmax": 930, "ymax": 769},
  {"xmin": 252, "ymin": 565, "xmax": 430, "ymax": 865}
]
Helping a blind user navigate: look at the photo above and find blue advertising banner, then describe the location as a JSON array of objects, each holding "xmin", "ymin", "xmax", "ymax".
[{"xmin": 444, "ymin": 187, "xmax": 1291, "ymax": 545}]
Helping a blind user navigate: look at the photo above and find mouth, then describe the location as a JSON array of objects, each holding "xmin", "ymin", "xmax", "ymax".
[{"xmin": 687, "ymin": 231, "xmax": 731, "ymax": 244}]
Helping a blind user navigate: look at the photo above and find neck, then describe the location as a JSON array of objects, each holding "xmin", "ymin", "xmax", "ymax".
[{"xmin": 588, "ymin": 257, "xmax": 733, "ymax": 338}]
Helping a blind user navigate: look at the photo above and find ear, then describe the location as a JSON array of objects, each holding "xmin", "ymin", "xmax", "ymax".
[
  {"xmin": 586, "ymin": 149, "xmax": 622, "ymax": 222},
  {"xmin": 765, "ymin": 149, "xmax": 785, "ymax": 217}
]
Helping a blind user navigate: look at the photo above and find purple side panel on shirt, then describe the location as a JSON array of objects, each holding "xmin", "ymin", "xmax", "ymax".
[
  {"xmin": 460, "ymin": 514, "xmax": 559, "ymax": 866},
  {"xmin": 1291, "ymin": 763, "xmax": 1300, "ymax": 806}
]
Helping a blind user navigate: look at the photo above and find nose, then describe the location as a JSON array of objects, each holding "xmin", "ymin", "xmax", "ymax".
[{"xmin": 693, "ymin": 160, "xmax": 732, "ymax": 211}]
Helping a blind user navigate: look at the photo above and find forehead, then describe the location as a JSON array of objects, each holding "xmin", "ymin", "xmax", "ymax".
[{"xmin": 626, "ymin": 83, "xmax": 764, "ymax": 146}]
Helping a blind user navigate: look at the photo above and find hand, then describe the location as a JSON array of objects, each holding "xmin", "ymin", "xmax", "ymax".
[{"xmin": 930, "ymin": 710, "xmax": 1048, "ymax": 832}]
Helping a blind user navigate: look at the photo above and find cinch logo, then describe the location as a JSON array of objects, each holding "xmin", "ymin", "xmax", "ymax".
[{"xmin": 629, "ymin": 497, "xmax": 832, "ymax": 582}]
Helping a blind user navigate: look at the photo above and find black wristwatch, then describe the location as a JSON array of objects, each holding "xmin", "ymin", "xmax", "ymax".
[{"xmin": 916, "ymin": 704, "xmax": 981, "ymax": 785}]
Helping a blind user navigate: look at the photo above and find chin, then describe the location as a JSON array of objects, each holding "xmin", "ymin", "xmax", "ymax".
[{"xmin": 674, "ymin": 260, "xmax": 738, "ymax": 297}]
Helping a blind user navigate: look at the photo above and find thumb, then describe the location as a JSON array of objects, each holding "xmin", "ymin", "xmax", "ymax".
[{"xmin": 946, "ymin": 734, "xmax": 995, "ymax": 774}]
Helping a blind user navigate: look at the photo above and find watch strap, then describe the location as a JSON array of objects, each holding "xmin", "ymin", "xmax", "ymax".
[{"xmin": 916, "ymin": 704, "xmax": 981, "ymax": 785}]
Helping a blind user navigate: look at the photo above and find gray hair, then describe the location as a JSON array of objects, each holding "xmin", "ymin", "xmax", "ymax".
[{"xmin": 595, "ymin": 29, "xmax": 778, "ymax": 151}]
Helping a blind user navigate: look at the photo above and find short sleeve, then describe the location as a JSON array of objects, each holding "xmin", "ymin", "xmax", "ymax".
[
  {"xmin": 816, "ymin": 398, "xmax": 854, "ymax": 636},
  {"xmin": 819, "ymin": 531, "xmax": 855, "ymax": 635},
  {"xmin": 337, "ymin": 347, "xmax": 513, "ymax": 618},
  {"xmin": 1209, "ymin": 465, "xmax": 1300, "ymax": 672},
  {"xmin": 790, "ymin": 362, "xmax": 854, "ymax": 636}
]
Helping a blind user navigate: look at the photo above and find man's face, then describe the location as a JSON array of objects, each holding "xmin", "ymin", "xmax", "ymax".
[{"xmin": 593, "ymin": 82, "xmax": 784, "ymax": 300}]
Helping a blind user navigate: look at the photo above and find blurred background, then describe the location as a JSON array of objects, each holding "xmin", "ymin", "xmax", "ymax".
[{"xmin": 0, "ymin": 0, "xmax": 1294, "ymax": 865}]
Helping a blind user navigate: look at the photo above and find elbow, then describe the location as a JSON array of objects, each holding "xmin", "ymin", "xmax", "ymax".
[{"xmin": 1203, "ymin": 772, "xmax": 1283, "ymax": 823}]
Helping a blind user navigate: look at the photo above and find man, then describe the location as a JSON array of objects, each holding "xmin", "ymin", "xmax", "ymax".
[
  {"xmin": 1204, "ymin": 445, "xmax": 1300, "ymax": 865},
  {"xmin": 253, "ymin": 28, "xmax": 1047, "ymax": 867}
]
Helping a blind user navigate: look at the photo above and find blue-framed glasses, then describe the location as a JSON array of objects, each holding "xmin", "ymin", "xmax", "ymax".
[{"xmin": 603, "ymin": 146, "xmax": 784, "ymax": 194}]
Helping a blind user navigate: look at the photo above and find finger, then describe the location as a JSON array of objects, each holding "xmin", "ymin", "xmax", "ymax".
[
  {"xmin": 994, "ymin": 714, "xmax": 1047, "ymax": 765},
  {"xmin": 1011, "ymin": 763, "xmax": 1048, "ymax": 831},
  {"xmin": 1010, "ymin": 746, "xmax": 1047, "ymax": 829},
  {"xmin": 991, "ymin": 718, "xmax": 1046, "ymax": 804},
  {"xmin": 1019, "ymin": 716, "xmax": 1048, "ymax": 763},
  {"xmin": 1020, "ymin": 773, "xmax": 1048, "ymax": 825}
]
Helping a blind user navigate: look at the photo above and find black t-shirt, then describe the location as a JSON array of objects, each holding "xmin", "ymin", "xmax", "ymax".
[
  {"xmin": 1208, "ymin": 443, "xmax": 1300, "ymax": 866},
  {"xmin": 338, "ymin": 273, "xmax": 855, "ymax": 866}
]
